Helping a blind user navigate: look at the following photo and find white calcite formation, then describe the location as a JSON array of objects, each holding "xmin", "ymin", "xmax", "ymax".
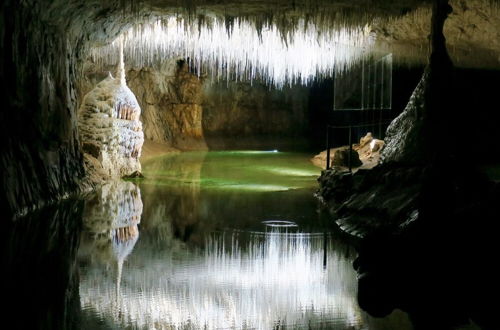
[{"xmin": 78, "ymin": 49, "xmax": 144, "ymax": 181}]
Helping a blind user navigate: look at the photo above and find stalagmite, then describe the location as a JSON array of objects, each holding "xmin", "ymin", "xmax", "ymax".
[{"xmin": 78, "ymin": 38, "xmax": 144, "ymax": 181}]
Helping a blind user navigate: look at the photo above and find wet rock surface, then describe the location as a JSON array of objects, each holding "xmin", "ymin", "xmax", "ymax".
[
  {"xmin": 317, "ymin": 164, "xmax": 423, "ymax": 237},
  {"xmin": 353, "ymin": 165, "xmax": 500, "ymax": 329}
]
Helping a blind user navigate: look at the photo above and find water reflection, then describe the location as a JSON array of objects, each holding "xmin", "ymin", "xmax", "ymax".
[
  {"xmin": 79, "ymin": 181, "xmax": 142, "ymax": 304},
  {"xmin": 78, "ymin": 152, "xmax": 412, "ymax": 329},
  {"xmin": 80, "ymin": 227, "xmax": 363, "ymax": 329}
]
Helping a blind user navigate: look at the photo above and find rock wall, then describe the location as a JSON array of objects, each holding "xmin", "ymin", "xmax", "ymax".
[
  {"xmin": 1, "ymin": 1, "xmax": 86, "ymax": 219},
  {"xmin": 127, "ymin": 60, "xmax": 207, "ymax": 150},
  {"xmin": 202, "ymin": 80, "xmax": 310, "ymax": 148},
  {"xmin": 0, "ymin": 0, "xmax": 137, "ymax": 219},
  {"xmin": 372, "ymin": 0, "xmax": 500, "ymax": 68}
]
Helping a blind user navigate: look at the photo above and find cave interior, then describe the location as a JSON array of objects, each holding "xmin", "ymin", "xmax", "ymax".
[{"xmin": 1, "ymin": 0, "xmax": 500, "ymax": 329}]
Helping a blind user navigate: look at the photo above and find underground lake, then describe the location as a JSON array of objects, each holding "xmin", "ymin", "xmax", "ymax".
[{"xmin": 77, "ymin": 151, "xmax": 412, "ymax": 329}]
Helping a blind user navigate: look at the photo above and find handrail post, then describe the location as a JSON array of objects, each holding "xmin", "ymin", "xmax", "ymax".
[
  {"xmin": 326, "ymin": 126, "xmax": 330, "ymax": 170},
  {"xmin": 348, "ymin": 125, "xmax": 353, "ymax": 173}
]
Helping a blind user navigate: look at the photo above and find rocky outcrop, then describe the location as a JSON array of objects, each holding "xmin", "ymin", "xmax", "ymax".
[
  {"xmin": 316, "ymin": 0, "xmax": 470, "ymax": 237},
  {"xmin": 381, "ymin": 72, "xmax": 427, "ymax": 164},
  {"xmin": 78, "ymin": 73, "xmax": 144, "ymax": 182},
  {"xmin": 316, "ymin": 165, "xmax": 423, "ymax": 237},
  {"xmin": 127, "ymin": 60, "xmax": 207, "ymax": 150}
]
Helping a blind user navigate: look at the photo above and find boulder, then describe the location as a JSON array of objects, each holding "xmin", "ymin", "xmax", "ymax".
[{"xmin": 331, "ymin": 147, "xmax": 363, "ymax": 167}]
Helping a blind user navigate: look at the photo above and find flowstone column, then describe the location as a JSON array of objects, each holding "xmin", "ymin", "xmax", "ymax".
[{"xmin": 78, "ymin": 40, "xmax": 144, "ymax": 182}]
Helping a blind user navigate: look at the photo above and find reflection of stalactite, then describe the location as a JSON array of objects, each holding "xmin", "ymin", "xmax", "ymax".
[
  {"xmin": 112, "ymin": 225, "xmax": 139, "ymax": 298},
  {"xmin": 79, "ymin": 229, "xmax": 365, "ymax": 329}
]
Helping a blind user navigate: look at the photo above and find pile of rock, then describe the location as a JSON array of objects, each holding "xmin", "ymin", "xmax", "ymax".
[{"xmin": 311, "ymin": 132, "xmax": 385, "ymax": 170}]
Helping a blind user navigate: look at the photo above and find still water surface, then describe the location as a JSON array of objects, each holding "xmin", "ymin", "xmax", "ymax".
[{"xmin": 78, "ymin": 151, "xmax": 411, "ymax": 329}]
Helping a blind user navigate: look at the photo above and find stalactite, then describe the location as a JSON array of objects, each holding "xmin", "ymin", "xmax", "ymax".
[{"xmin": 90, "ymin": 17, "xmax": 375, "ymax": 88}]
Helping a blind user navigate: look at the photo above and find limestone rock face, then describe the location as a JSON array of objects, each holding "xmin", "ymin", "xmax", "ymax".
[
  {"xmin": 202, "ymin": 80, "xmax": 309, "ymax": 148},
  {"xmin": 127, "ymin": 60, "xmax": 207, "ymax": 150},
  {"xmin": 78, "ymin": 75, "xmax": 144, "ymax": 181}
]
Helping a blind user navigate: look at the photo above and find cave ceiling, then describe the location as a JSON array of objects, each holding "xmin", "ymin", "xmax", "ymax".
[{"xmin": 44, "ymin": 0, "xmax": 499, "ymax": 70}]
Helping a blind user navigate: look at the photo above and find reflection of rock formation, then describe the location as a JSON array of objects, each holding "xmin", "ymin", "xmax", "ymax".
[
  {"xmin": 140, "ymin": 152, "xmax": 206, "ymax": 245},
  {"xmin": 78, "ymin": 47, "xmax": 144, "ymax": 182},
  {"xmin": 82, "ymin": 181, "xmax": 142, "ymax": 232},
  {"xmin": 79, "ymin": 181, "xmax": 142, "ymax": 294}
]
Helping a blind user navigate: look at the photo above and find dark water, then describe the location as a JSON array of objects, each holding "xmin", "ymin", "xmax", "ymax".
[
  {"xmin": 77, "ymin": 151, "xmax": 411, "ymax": 329},
  {"xmin": 3, "ymin": 151, "xmax": 412, "ymax": 329}
]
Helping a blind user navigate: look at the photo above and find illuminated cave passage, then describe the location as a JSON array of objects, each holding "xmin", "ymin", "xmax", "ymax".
[{"xmin": 2, "ymin": 1, "xmax": 500, "ymax": 329}]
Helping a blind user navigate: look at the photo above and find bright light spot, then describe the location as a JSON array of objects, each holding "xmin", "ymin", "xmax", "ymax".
[
  {"xmin": 259, "ymin": 167, "xmax": 319, "ymax": 177},
  {"xmin": 221, "ymin": 183, "xmax": 292, "ymax": 192},
  {"xmin": 91, "ymin": 17, "xmax": 374, "ymax": 88},
  {"xmin": 370, "ymin": 139, "xmax": 376, "ymax": 151},
  {"xmin": 262, "ymin": 220, "xmax": 298, "ymax": 228},
  {"xmin": 227, "ymin": 150, "xmax": 280, "ymax": 155}
]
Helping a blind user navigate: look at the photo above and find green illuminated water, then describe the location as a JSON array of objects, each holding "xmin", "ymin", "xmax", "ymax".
[
  {"xmin": 138, "ymin": 151, "xmax": 328, "ymax": 232},
  {"xmin": 142, "ymin": 150, "xmax": 320, "ymax": 191}
]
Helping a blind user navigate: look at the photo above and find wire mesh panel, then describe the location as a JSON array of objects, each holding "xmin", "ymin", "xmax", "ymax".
[{"xmin": 333, "ymin": 53, "xmax": 392, "ymax": 110}]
